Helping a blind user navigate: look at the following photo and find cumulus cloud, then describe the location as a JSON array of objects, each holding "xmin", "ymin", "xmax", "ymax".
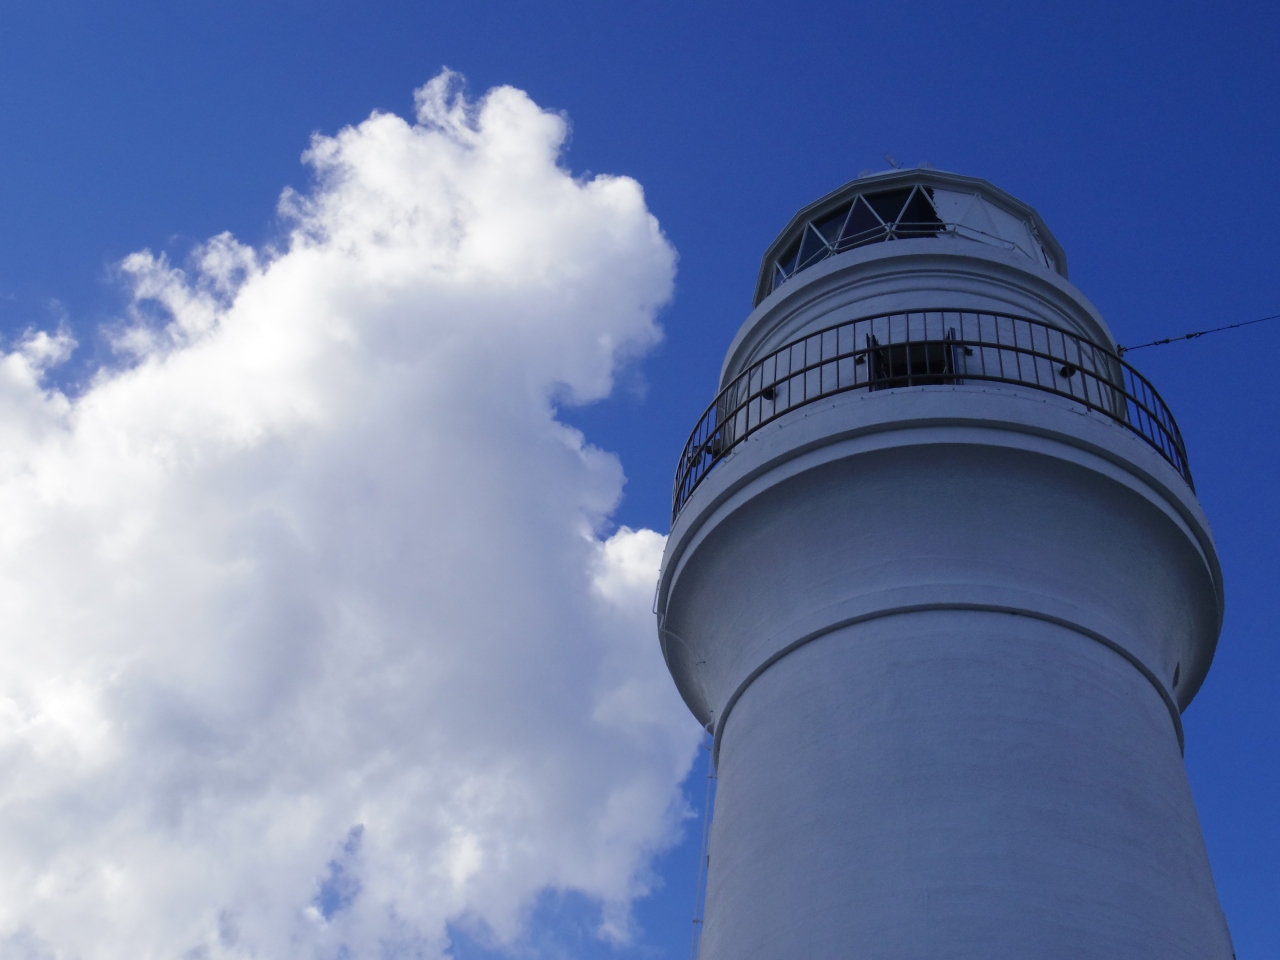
[{"xmin": 0, "ymin": 71, "xmax": 699, "ymax": 959}]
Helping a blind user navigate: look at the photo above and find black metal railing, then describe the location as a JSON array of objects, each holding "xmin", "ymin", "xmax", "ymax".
[{"xmin": 672, "ymin": 310, "xmax": 1192, "ymax": 521}]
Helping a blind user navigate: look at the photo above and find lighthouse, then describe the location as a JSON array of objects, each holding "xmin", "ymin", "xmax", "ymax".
[{"xmin": 655, "ymin": 169, "xmax": 1232, "ymax": 959}]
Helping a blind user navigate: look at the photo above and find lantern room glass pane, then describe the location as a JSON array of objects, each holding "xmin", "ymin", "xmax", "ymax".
[
  {"xmin": 774, "ymin": 237, "xmax": 801, "ymax": 279},
  {"xmin": 812, "ymin": 204, "xmax": 851, "ymax": 243},
  {"xmin": 797, "ymin": 224, "xmax": 830, "ymax": 270},
  {"xmin": 840, "ymin": 197, "xmax": 884, "ymax": 247},
  {"xmin": 864, "ymin": 188, "xmax": 914, "ymax": 226},
  {"xmin": 896, "ymin": 186, "xmax": 944, "ymax": 238}
]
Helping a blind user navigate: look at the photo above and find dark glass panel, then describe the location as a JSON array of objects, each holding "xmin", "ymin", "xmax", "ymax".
[
  {"xmin": 812, "ymin": 203, "xmax": 851, "ymax": 243},
  {"xmin": 796, "ymin": 223, "xmax": 830, "ymax": 270},
  {"xmin": 896, "ymin": 186, "xmax": 944, "ymax": 238},
  {"xmin": 864, "ymin": 188, "xmax": 914, "ymax": 226},
  {"xmin": 839, "ymin": 197, "xmax": 885, "ymax": 248},
  {"xmin": 774, "ymin": 236, "xmax": 801, "ymax": 279}
]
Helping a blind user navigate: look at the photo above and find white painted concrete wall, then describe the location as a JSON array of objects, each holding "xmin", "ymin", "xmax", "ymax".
[
  {"xmin": 703, "ymin": 609, "xmax": 1231, "ymax": 959},
  {"xmin": 658, "ymin": 205, "xmax": 1232, "ymax": 958}
]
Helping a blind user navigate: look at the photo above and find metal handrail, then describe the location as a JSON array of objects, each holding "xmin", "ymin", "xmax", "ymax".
[{"xmin": 672, "ymin": 310, "xmax": 1192, "ymax": 521}]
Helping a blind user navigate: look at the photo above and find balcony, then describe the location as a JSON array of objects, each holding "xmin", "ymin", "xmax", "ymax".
[{"xmin": 672, "ymin": 311, "xmax": 1191, "ymax": 521}]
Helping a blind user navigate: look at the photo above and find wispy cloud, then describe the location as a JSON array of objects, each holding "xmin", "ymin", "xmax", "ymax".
[{"xmin": 0, "ymin": 70, "xmax": 699, "ymax": 959}]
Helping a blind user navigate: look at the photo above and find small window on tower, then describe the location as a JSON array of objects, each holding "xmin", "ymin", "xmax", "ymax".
[{"xmin": 866, "ymin": 333, "xmax": 954, "ymax": 388}]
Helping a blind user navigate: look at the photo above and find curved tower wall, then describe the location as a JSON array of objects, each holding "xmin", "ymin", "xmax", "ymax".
[{"xmin": 657, "ymin": 171, "xmax": 1231, "ymax": 959}]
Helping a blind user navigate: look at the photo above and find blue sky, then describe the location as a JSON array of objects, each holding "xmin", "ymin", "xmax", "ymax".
[{"xmin": 0, "ymin": 1, "xmax": 1276, "ymax": 957}]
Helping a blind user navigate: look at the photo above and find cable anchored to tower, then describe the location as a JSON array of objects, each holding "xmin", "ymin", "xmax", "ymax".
[{"xmin": 1118, "ymin": 312, "xmax": 1280, "ymax": 355}]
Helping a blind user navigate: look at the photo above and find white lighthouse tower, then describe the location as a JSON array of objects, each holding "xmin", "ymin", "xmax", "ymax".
[{"xmin": 656, "ymin": 169, "xmax": 1232, "ymax": 959}]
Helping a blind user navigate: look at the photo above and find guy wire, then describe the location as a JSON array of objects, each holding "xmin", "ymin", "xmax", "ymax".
[{"xmin": 1119, "ymin": 312, "xmax": 1280, "ymax": 355}]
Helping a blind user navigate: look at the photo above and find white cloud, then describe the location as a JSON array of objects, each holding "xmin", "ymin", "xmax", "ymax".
[{"xmin": 0, "ymin": 71, "xmax": 700, "ymax": 960}]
